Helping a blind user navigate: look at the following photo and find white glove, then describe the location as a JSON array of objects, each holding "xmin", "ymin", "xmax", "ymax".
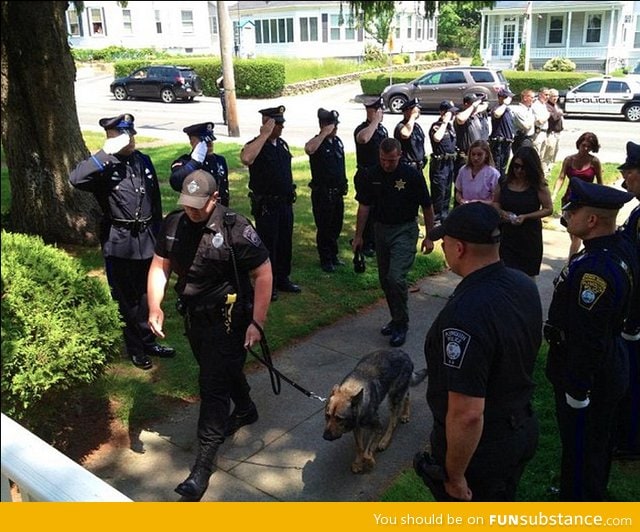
[
  {"xmin": 102, "ymin": 133, "xmax": 130, "ymax": 155},
  {"xmin": 191, "ymin": 140, "xmax": 208, "ymax": 163},
  {"xmin": 565, "ymin": 393, "xmax": 590, "ymax": 409}
]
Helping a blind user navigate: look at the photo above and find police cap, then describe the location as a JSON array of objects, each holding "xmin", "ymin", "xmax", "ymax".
[
  {"xmin": 99, "ymin": 114, "xmax": 136, "ymax": 135},
  {"xmin": 463, "ymin": 93, "xmax": 482, "ymax": 105},
  {"xmin": 259, "ymin": 105, "xmax": 286, "ymax": 124},
  {"xmin": 439, "ymin": 100, "xmax": 459, "ymax": 113},
  {"xmin": 562, "ymin": 177, "xmax": 635, "ymax": 211},
  {"xmin": 429, "ymin": 203, "xmax": 501, "ymax": 244},
  {"xmin": 363, "ymin": 96, "xmax": 384, "ymax": 109},
  {"xmin": 317, "ymin": 108, "xmax": 340, "ymax": 125},
  {"xmin": 183, "ymin": 122, "xmax": 216, "ymax": 142},
  {"xmin": 497, "ymin": 88, "xmax": 514, "ymax": 98},
  {"xmin": 618, "ymin": 141, "xmax": 640, "ymax": 171},
  {"xmin": 400, "ymin": 98, "xmax": 420, "ymax": 112},
  {"xmin": 178, "ymin": 170, "xmax": 217, "ymax": 209}
]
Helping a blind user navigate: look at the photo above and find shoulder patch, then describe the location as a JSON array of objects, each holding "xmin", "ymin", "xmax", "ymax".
[
  {"xmin": 578, "ymin": 273, "xmax": 607, "ymax": 310},
  {"xmin": 242, "ymin": 225, "xmax": 262, "ymax": 247},
  {"xmin": 442, "ymin": 328, "xmax": 471, "ymax": 369}
]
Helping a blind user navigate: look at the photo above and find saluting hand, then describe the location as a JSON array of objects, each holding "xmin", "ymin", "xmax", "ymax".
[
  {"xmin": 191, "ymin": 140, "xmax": 208, "ymax": 163},
  {"xmin": 260, "ymin": 118, "xmax": 276, "ymax": 137},
  {"xmin": 320, "ymin": 123, "xmax": 335, "ymax": 137},
  {"xmin": 103, "ymin": 133, "xmax": 131, "ymax": 155}
]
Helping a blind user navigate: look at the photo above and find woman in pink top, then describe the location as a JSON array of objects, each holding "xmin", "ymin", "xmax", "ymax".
[
  {"xmin": 455, "ymin": 139, "xmax": 501, "ymax": 205},
  {"xmin": 551, "ymin": 132, "xmax": 603, "ymax": 259}
]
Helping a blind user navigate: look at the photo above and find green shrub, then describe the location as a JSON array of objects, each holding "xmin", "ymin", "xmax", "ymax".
[
  {"xmin": 364, "ymin": 43, "xmax": 386, "ymax": 63},
  {"xmin": 515, "ymin": 45, "xmax": 526, "ymax": 71},
  {"xmin": 543, "ymin": 57, "xmax": 576, "ymax": 72},
  {"xmin": 470, "ymin": 48, "xmax": 483, "ymax": 66},
  {"xmin": 391, "ymin": 54, "xmax": 406, "ymax": 65},
  {"xmin": 504, "ymin": 70, "xmax": 592, "ymax": 98},
  {"xmin": 1, "ymin": 231, "xmax": 122, "ymax": 435}
]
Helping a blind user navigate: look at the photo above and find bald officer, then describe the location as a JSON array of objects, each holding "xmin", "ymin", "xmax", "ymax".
[{"xmin": 546, "ymin": 178, "xmax": 638, "ymax": 500}]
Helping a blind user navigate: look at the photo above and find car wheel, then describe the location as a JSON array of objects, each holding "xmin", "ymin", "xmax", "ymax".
[
  {"xmin": 186, "ymin": 96, "xmax": 194, "ymax": 102},
  {"xmin": 113, "ymin": 86, "xmax": 127, "ymax": 101},
  {"xmin": 388, "ymin": 95, "xmax": 408, "ymax": 114},
  {"xmin": 624, "ymin": 104, "xmax": 640, "ymax": 122},
  {"xmin": 161, "ymin": 88, "xmax": 176, "ymax": 103}
]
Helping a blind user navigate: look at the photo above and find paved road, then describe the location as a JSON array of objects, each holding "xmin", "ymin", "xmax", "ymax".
[{"xmin": 75, "ymin": 74, "xmax": 637, "ymax": 163}]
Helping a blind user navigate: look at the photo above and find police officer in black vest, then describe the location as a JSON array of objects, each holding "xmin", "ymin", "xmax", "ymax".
[
  {"xmin": 241, "ymin": 105, "xmax": 300, "ymax": 301},
  {"xmin": 489, "ymin": 88, "xmax": 515, "ymax": 181},
  {"xmin": 454, "ymin": 93, "xmax": 489, "ymax": 181},
  {"xmin": 414, "ymin": 203, "xmax": 541, "ymax": 501},
  {"xmin": 354, "ymin": 96, "xmax": 388, "ymax": 257},
  {"xmin": 394, "ymin": 98, "xmax": 427, "ymax": 175},
  {"xmin": 147, "ymin": 170, "xmax": 272, "ymax": 501},
  {"xmin": 428, "ymin": 101, "xmax": 458, "ymax": 223},
  {"xmin": 304, "ymin": 108, "xmax": 348, "ymax": 273},
  {"xmin": 545, "ymin": 178, "xmax": 638, "ymax": 500},
  {"xmin": 170, "ymin": 122, "xmax": 230, "ymax": 206},
  {"xmin": 69, "ymin": 114, "xmax": 175, "ymax": 370}
]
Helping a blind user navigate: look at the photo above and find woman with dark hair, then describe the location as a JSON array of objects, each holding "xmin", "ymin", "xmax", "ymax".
[
  {"xmin": 493, "ymin": 147, "xmax": 553, "ymax": 278},
  {"xmin": 551, "ymin": 132, "xmax": 603, "ymax": 259}
]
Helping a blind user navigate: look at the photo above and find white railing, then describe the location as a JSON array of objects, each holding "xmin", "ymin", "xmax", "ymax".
[{"xmin": 0, "ymin": 413, "xmax": 131, "ymax": 502}]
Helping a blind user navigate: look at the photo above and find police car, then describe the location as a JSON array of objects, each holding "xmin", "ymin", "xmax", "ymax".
[{"xmin": 558, "ymin": 76, "xmax": 640, "ymax": 122}]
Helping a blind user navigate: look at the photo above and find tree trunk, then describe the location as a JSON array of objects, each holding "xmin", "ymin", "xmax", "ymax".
[{"xmin": 1, "ymin": 1, "xmax": 100, "ymax": 245}]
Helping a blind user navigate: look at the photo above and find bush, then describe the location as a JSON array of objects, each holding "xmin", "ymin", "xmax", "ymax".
[
  {"xmin": 1, "ymin": 231, "xmax": 122, "ymax": 436},
  {"xmin": 503, "ymin": 70, "xmax": 592, "ymax": 98},
  {"xmin": 543, "ymin": 57, "xmax": 576, "ymax": 72},
  {"xmin": 470, "ymin": 48, "xmax": 483, "ymax": 66},
  {"xmin": 364, "ymin": 43, "xmax": 386, "ymax": 63}
]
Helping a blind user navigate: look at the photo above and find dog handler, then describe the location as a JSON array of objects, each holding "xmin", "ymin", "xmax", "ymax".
[
  {"xmin": 414, "ymin": 202, "xmax": 541, "ymax": 501},
  {"xmin": 147, "ymin": 170, "xmax": 272, "ymax": 501}
]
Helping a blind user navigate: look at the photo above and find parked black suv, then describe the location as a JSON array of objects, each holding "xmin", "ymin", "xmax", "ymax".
[{"xmin": 110, "ymin": 65, "xmax": 203, "ymax": 103}]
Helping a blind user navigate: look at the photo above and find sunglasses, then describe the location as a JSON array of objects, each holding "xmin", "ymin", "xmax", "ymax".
[{"xmin": 512, "ymin": 163, "xmax": 525, "ymax": 170}]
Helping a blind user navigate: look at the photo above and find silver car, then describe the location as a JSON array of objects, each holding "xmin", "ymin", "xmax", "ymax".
[{"xmin": 381, "ymin": 66, "xmax": 510, "ymax": 113}]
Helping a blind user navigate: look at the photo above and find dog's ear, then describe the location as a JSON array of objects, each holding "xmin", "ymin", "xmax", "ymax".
[{"xmin": 351, "ymin": 388, "xmax": 364, "ymax": 409}]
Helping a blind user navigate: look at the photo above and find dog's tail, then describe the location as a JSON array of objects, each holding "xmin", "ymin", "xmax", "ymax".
[{"xmin": 410, "ymin": 368, "xmax": 428, "ymax": 386}]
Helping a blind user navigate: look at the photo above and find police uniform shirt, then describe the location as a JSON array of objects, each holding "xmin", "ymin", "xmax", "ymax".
[
  {"xmin": 546, "ymin": 233, "xmax": 638, "ymax": 399},
  {"xmin": 428, "ymin": 119, "xmax": 457, "ymax": 155},
  {"xmin": 355, "ymin": 163, "xmax": 431, "ymax": 224},
  {"xmin": 490, "ymin": 104, "xmax": 515, "ymax": 140},
  {"xmin": 454, "ymin": 114, "xmax": 485, "ymax": 153},
  {"xmin": 155, "ymin": 205, "xmax": 270, "ymax": 306},
  {"xmin": 170, "ymin": 153, "xmax": 230, "ymax": 206},
  {"xmin": 308, "ymin": 136, "xmax": 347, "ymax": 190},
  {"xmin": 69, "ymin": 150, "xmax": 162, "ymax": 259},
  {"xmin": 247, "ymin": 137, "xmax": 294, "ymax": 197},
  {"xmin": 393, "ymin": 120, "xmax": 426, "ymax": 166},
  {"xmin": 424, "ymin": 262, "xmax": 542, "ymax": 426},
  {"xmin": 354, "ymin": 121, "xmax": 388, "ymax": 169}
]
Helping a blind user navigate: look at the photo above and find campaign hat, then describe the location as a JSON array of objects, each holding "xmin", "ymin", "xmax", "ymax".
[
  {"xmin": 183, "ymin": 122, "xmax": 216, "ymax": 142},
  {"xmin": 429, "ymin": 203, "xmax": 501, "ymax": 244}
]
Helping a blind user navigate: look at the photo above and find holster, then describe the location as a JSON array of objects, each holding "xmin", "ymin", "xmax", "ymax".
[{"xmin": 543, "ymin": 321, "xmax": 566, "ymax": 348}]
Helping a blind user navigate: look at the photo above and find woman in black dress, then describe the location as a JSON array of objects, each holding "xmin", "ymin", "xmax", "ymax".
[{"xmin": 493, "ymin": 147, "xmax": 553, "ymax": 278}]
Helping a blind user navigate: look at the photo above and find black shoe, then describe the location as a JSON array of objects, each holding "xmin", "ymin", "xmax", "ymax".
[
  {"xmin": 131, "ymin": 353, "xmax": 153, "ymax": 370},
  {"xmin": 145, "ymin": 344, "xmax": 176, "ymax": 358},
  {"xmin": 225, "ymin": 403, "xmax": 259, "ymax": 437},
  {"xmin": 175, "ymin": 465, "xmax": 213, "ymax": 501},
  {"xmin": 362, "ymin": 245, "xmax": 375, "ymax": 258},
  {"xmin": 271, "ymin": 288, "xmax": 279, "ymax": 302},
  {"xmin": 321, "ymin": 262, "xmax": 336, "ymax": 273},
  {"xmin": 390, "ymin": 326, "xmax": 407, "ymax": 347},
  {"xmin": 380, "ymin": 322, "xmax": 394, "ymax": 336},
  {"xmin": 332, "ymin": 258, "xmax": 346, "ymax": 267},
  {"xmin": 277, "ymin": 280, "xmax": 302, "ymax": 293}
]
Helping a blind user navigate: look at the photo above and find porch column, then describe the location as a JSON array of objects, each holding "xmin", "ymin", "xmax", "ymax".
[
  {"xmin": 605, "ymin": 8, "xmax": 616, "ymax": 74},
  {"xmin": 565, "ymin": 11, "xmax": 572, "ymax": 58}
]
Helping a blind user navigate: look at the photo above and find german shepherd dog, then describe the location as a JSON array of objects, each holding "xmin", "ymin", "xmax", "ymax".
[{"xmin": 323, "ymin": 348, "xmax": 427, "ymax": 473}]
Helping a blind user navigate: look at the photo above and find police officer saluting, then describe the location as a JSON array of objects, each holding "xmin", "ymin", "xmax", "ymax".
[
  {"xmin": 241, "ymin": 105, "xmax": 300, "ymax": 301},
  {"xmin": 170, "ymin": 122, "xmax": 230, "ymax": 206},
  {"xmin": 489, "ymin": 88, "xmax": 515, "ymax": 181},
  {"xmin": 147, "ymin": 170, "xmax": 272, "ymax": 501},
  {"xmin": 545, "ymin": 178, "xmax": 638, "ymax": 501},
  {"xmin": 428, "ymin": 101, "xmax": 458, "ymax": 223},
  {"xmin": 69, "ymin": 114, "xmax": 174, "ymax": 370},
  {"xmin": 304, "ymin": 108, "xmax": 348, "ymax": 273},
  {"xmin": 394, "ymin": 98, "xmax": 426, "ymax": 174},
  {"xmin": 414, "ymin": 203, "xmax": 541, "ymax": 501}
]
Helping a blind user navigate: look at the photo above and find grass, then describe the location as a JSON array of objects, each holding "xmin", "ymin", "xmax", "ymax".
[{"xmin": 257, "ymin": 57, "xmax": 388, "ymax": 84}]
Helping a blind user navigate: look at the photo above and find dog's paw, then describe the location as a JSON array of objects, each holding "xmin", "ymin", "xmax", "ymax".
[
  {"xmin": 362, "ymin": 455, "xmax": 376, "ymax": 472},
  {"xmin": 351, "ymin": 460, "xmax": 364, "ymax": 474},
  {"xmin": 377, "ymin": 437, "xmax": 390, "ymax": 451}
]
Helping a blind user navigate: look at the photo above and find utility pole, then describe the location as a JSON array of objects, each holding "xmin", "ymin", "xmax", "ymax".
[{"xmin": 217, "ymin": 1, "xmax": 239, "ymax": 137}]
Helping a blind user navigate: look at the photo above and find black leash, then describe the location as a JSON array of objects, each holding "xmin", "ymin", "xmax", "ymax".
[{"xmin": 247, "ymin": 320, "xmax": 326, "ymax": 403}]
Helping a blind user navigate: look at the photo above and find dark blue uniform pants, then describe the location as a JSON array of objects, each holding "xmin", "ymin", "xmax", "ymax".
[
  {"xmin": 616, "ymin": 341, "xmax": 640, "ymax": 453},
  {"xmin": 429, "ymin": 157, "xmax": 455, "ymax": 223},
  {"xmin": 185, "ymin": 307, "xmax": 252, "ymax": 447},
  {"xmin": 254, "ymin": 201, "xmax": 294, "ymax": 286},
  {"xmin": 311, "ymin": 189, "xmax": 344, "ymax": 266},
  {"xmin": 105, "ymin": 257, "xmax": 155, "ymax": 357},
  {"xmin": 490, "ymin": 139, "xmax": 512, "ymax": 181}
]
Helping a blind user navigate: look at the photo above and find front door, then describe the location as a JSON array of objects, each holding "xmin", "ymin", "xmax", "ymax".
[{"xmin": 501, "ymin": 22, "xmax": 516, "ymax": 59}]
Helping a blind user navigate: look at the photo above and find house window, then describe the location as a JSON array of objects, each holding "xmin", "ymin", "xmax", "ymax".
[
  {"xmin": 547, "ymin": 15, "xmax": 564, "ymax": 45},
  {"xmin": 88, "ymin": 7, "xmax": 104, "ymax": 35},
  {"xmin": 395, "ymin": 15, "xmax": 400, "ymax": 39},
  {"xmin": 155, "ymin": 10, "xmax": 162, "ymax": 34},
  {"xmin": 585, "ymin": 13, "xmax": 603, "ymax": 43},
  {"xmin": 210, "ymin": 14, "xmax": 218, "ymax": 35},
  {"xmin": 345, "ymin": 17, "xmax": 356, "ymax": 40},
  {"xmin": 255, "ymin": 18, "xmax": 293, "ymax": 44},
  {"xmin": 428, "ymin": 18, "xmax": 435, "ymax": 40},
  {"xmin": 66, "ymin": 8, "xmax": 81, "ymax": 36},
  {"xmin": 300, "ymin": 17, "xmax": 318, "ymax": 41},
  {"xmin": 407, "ymin": 15, "xmax": 412, "ymax": 39},
  {"xmin": 122, "ymin": 9, "xmax": 133, "ymax": 35},
  {"xmin": 181, "ymin": 10, "xmax": 194, "ymax": 34},
  {"xmin": 635, "ymin": 15, "xmax": 640, "ymax": 48},
  {"xmin": 330, "ymin": 14, "xmax": 341, "ymax": 40},
  {"xmin": 416, "ymin": 19, "xmax": 423, "ymax": 40}
]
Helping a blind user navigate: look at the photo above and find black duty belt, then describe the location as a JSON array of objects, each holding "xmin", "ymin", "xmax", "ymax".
[
  {"xmin": 430, "ymin": 153, "xmax": 457, "ymax": 161},
  {"xmin": 110, "ymin": 217, "xmax": 152, "ymax": 230},
  {"xmin": 489, "ymin": 137, "xmax": 513, "ymax": 143},
  {"xmin": 249, "ymin": 192, "xmax": 292, "ymax": 204}
]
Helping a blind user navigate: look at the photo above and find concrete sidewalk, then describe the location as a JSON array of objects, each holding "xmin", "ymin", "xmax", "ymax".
[{"xmin": 82, "ymin": 221, "xmax": 593, "ymax": 502}]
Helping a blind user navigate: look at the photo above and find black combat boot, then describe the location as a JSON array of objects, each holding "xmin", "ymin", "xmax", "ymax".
[{"xmin": 175, "ymin": 445, "xmax": 218, "ymax": 502}]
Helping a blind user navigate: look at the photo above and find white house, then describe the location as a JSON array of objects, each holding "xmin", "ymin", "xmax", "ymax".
[
  {"xmin": 66, "ymin": 1, "xmax": 437, "ymax": 60},
  {"xmin": 479, "ymin": 1, "xmax": 640, "ymax": 73}
]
